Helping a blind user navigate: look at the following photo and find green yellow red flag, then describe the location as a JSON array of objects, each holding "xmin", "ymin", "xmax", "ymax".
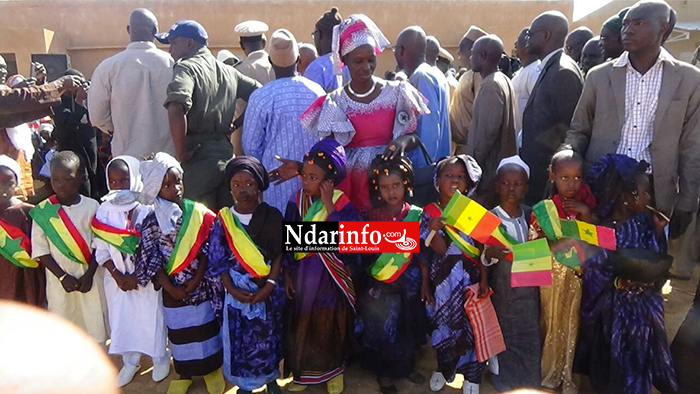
[
  {"xmin": 165, "ymin": 199, "xmax": 215, "ymax": 275},
  {"xmin": 91, "ymin": 217, "xmax": 140, "ymax": 255},
  {"xmin": 370, "ymin": 205, "xmax": 422, "ymax": 282},
  {"xmin": 29, "ymin": 195, "xmax": 91, "ymax": 265},
  {"xmin": 0, "ymin": 218, "xmax": 37, "ymax": 268},
  {"xmin": 218, "ymin": 208, "xmax": 270, "ymax": 278}
]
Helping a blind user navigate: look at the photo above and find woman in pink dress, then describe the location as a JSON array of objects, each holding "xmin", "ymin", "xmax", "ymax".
[{"xmin": 273, "ymin": 14, "xmax": 429, "ymax": 214}]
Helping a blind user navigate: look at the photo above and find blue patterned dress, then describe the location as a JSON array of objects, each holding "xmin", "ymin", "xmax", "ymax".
[
  {"xmin": 575, "ymin": 213, "xmax": 678, "ymax": 394},
  {"xmin": 355, "ymin": 204, "xmax": 427, "ymax": 378},
  {"xmin": 207, "ymin": 205, "xmax": 284, "ymax": 391},
  {"xmin": 419, "ymin": 205, "xmax": 485, "ymax": 384}
]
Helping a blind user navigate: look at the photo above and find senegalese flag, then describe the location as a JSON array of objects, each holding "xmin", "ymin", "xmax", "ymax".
[
  {"xmin": 532, "ymin": 200, "xmax": 563, "ymax": 241},
  {"xmin": 218, "ymin": 208, "xmax": 269, "ymax": 278},
  {"xmin": 424, "ymin": 203, "xmax": 480, "ymax": 263},
  {"xmin": 0, "ymin": 218, "xmax": 37, "ymax": 268},
  {"xmin": 91, "ymin": 217, "xmax": 140, "ymax": 255},
  {"xmin": 165, "ymin": 199, "xmax": 215, "ymax": 275},
  {"xmin": 370, "ymin": 205, "xmax": 422, "ymax": 282},
  {"xmin": 561, "ymin": 220, "xmax": 616, "ymax": 250},
  {"xmin": 294, "ymin": 190, "xmax": 350, "ymax": 261},
  {"xmin": 511, "ymin": 238, "xmax": 552, "ymax": 287},
  {"xmin": 442, "ymin": 190, "xmax": 502, "ymax": 244},
  {"xmin": 29, "ymin": 195, "xmax": 91, "ymax": 265}
]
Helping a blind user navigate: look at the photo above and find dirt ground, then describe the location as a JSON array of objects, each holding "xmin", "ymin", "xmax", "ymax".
[{"xmin": 117, "ymin": 266, "xmax": 699, "ymax": 394}]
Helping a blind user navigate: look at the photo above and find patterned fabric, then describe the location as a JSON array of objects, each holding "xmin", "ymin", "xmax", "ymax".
[
  {"xmin": 488, "ymin": 205, "xmax": 541, "ymax": 391},
  {"xmin": 355, "ymin": 205, "xmax": 427, "ymax": 378},
  {"xmin": 135, "ymin": 212, "xmax": 222, "ymax": 312},
  {"xmin": 575, "ymin": 213, "xmax": 677, "ymax": 394},
  {"xmin": 242, "ymin": 76, "xmax": 324, "ymax": 213},
  {"xmin": 613, "ymin": 49, "xmax": 674, "ymax": 169},
  {"xmin": 300, "ymin": 81, "xmax": 428, "ymax": 212},
  {"xmin": 283, "ymin": 191, "xmax": 360, "ymax": 385},
  {"xmin": 207, "ymin": 217, "xmax": 284, "ymax": 391},
  {"xmin": 331, "ymin": 14, "xmax": 390, "ymax": 75},
  {"xmin": 464, "ymin": 284, "xmax": 505, "ymax": 362},
  {"xmin": 419, "ymin": 209, "xmax": 485, "ymax": 383}
]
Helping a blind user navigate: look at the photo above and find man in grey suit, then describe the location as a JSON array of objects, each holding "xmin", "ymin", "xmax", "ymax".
[
  {"xmin": 566, "ymin": 0, "xmax": 700, "ymax": 246},
  {"xmin": 521, "ymin": 11, "xmax": 584, "ymax": 205}
]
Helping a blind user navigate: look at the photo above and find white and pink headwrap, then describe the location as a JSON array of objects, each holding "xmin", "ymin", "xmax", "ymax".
[{"xmin": 331, "ymin": 14, "xmax": 390, "ymax": 75}]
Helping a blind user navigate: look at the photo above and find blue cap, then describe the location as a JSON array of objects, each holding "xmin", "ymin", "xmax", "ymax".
[{"xmin": 156, "ymin": 20, "xmax": 208, "ymax": 46}]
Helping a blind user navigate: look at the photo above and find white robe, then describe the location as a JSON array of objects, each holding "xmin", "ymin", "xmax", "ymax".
[{"xmin": 94, "ymin": 201, "xmax": 168, "ymax": 358}]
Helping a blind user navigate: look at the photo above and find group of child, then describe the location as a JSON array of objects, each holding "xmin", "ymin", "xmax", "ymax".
[{"xmin": 0, "ymin": 136, "xmax": 678, "ymax": 394}]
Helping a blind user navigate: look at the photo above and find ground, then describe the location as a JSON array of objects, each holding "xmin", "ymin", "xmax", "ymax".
[{"xmin": 117, "ymin": 266, "xmax": 698, "ymax": 394}]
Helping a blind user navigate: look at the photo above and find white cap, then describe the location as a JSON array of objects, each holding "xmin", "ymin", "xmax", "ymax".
[
  {"xmin": 234, "ymin": 20, "xmax": 269, "ymax": 37},
  {"xmin": 497, "ymin": 155, "xmax": 530, "ymax": 178}
]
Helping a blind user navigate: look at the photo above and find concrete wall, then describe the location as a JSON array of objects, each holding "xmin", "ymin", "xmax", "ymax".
[{"xmin": 0, "ymin": 0, "xmax": 697, "ymax": 79}]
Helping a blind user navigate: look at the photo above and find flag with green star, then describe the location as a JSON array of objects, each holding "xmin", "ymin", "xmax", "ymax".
[{"xmin": 0, "ymin": 218, "xmax": 37, "ymax": 268}]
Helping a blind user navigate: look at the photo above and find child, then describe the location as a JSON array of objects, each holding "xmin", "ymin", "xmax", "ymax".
[
  {"xmin": 482, "ymin": 156, "xmax": 540, "ymax": 391},
  {"xmin": 207, "ymin": 157, "xmax": 284, "ymax": 394},
  {"xmin": 356, "ymin": 154, "xmax": 426, "ymax": 393},
  {"xmin": 134, "ymin": 152, "xmax": 225, "ymax": 394},
  {"xmin": 284, "ymin": 138, "xmax": 359, "ymax": 394},
  {"xmin": 575, "ymin": 154, "xmax": 677, "ymax": 394},
  {"xmin": 30, "ymin": 151, "xmax": 106, "ymax": 342},
  {"xmin": 0, "ymin": 155, "xmax": 45, "ymax": 306},
  {"xmin": 93, "ymin": 156, "xmax": 169, "ymax": 387},
  {"xmin": 420, "ymin": 155, "xmax": 488, "ymax": 394},
  {"xmin": 530, "ymin": 146, "xmax": 595, "ymax": 394}
]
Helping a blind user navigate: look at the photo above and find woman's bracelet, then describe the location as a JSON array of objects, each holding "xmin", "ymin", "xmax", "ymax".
[{"xmin": 266, "ymin": 278, "xmax": 277, "ymax": 286}]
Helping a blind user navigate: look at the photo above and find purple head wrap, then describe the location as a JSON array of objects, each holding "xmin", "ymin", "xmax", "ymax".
[{"xmin": 304, "ymin": 138, "xmax": 347, "ymax": 185}]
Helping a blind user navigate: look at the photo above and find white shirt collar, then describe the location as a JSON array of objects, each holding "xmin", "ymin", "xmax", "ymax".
[
  {"xmin": 126, "ymin": 41, "xmax": 157, "ymax": 50},
  {"xmin": 612, "ymin": 47, "xmax": 675, "ymax": 69},
  {"xmin": 537, "ymin": 48, "xmax": 563, "ymax": 73}
]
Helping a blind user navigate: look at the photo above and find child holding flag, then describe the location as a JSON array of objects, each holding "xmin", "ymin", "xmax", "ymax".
[
  {"xmin": 0, "ymin": 155, "xmax": 45, "ymax": 307},
  {"xmin": 92, "ymin": 156, "xmax": 169, "ymax": 387},
  {"xmin": 283, "ymin": 138, "xmax": 359, "ymax": 394},
  {"xmin": 206, "ymin": 157, "xmax": 284, "ymax": 394},
  {"xmin": 356, "ymin": 154, "xmax": 426, "ymax": 394},
  {"xmin": 134, "ymin": 153, "xmax": 225, "ymax": 394},
  {"xmin": 482, "ymin": 156, "xmax": 541, "ymax": 391},
  {"xmin": 30, "ymin": 151, "xmax": 106, "ymax": 342},
  {"xmin": 574, "ymin": 154, "xmax": 677, "ymax": 394},
  {"xmin": 529, "ymin": 146, "xmax": 596, "ymax": 394},
  {"xmin": 419, "ymin": 155, "xmax": 488, "ymax": 394}
]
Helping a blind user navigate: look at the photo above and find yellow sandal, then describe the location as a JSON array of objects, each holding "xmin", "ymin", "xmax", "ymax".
[{"xmin": 166, "ymin": 379, "xmax": 192, "ymax": 394}]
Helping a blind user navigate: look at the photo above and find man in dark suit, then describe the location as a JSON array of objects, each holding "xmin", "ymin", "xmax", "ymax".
[
  {"xmin": 566, "ymin": 0, "xmax": 700, "ymax": 275},
  {"xmin": 521, "ymin": 11, "xmax": 584, "ymax": 205}
]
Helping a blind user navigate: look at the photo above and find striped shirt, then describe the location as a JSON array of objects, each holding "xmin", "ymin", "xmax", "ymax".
[{"xmin": 613, "ymin": 49, "xmax": 674, "ymax": 169}]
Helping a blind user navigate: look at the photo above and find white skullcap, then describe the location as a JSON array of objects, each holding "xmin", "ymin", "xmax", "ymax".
[
  {"xmin": 497, "ymin": 155, "xmax": 530, "ymax": 178},
  {"xmin": 0, "ymin": 155, "xmax": 22, "ymax": 183}
]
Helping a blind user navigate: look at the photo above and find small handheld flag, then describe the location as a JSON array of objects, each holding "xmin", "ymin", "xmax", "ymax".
[{"xmin": 511, "ymin": 238, "xmax": 552, "ymax": 287}]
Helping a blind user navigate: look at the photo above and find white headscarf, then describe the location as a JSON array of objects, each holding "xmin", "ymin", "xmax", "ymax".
[
  {"xmin": 0, "ymin": 155, "xmax": 22, "ymax": 184},
  {"xmin": 139, "ymin": 153, "xmax": 183, "ymax": 235},
  {"xmin": 138, "ymin": 153, "xmax": 182, "ymax": 206},
  {"xmin": 102, "ymin": 155, "xmax": 143, "ymax": 205},
  {"xmin": 331, "ymin": 14, "xmax": 390, "ymax": 75}
]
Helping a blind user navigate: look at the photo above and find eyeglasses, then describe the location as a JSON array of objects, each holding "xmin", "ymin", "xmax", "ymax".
[{"xmin": 525, "ymin": 28, "xmax": 545, "ymax": 37}]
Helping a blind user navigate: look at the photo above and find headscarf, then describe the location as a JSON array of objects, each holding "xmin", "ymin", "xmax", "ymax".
[
  {"xmin": 497, "ymin": 155, "xmax": 530, "ymax": 178},
  {"xmin": 434, "ymin": 155, "xmax": 482, "ymax": 197},
  {"xmin": 586, "ymin": 153, "xmax": 648, "ymax": 218},
  {"xmin": 0, "ymin": 155, "xmax": 22, "ymax": 184},
  {"xmin": 368, "ymin": 154, "xmax": 414, "ymax": 208},
  {"xmin": 138, "ymin": 152, "xmax": 182, "ymax": 206},
  {"xmin": 224, "ymin": 156, "xmax": 269, "ymax": 191},
  {"xmin": 304, "ymin": 138, "xmax": 347, "ymax": 185},
  {"xmin": 602, "ymin": 7, "xmax": 630, "ymax": 35},
  {"xmin": 332, "ymin": 14, "xmax": 390, "ymax": 74}
]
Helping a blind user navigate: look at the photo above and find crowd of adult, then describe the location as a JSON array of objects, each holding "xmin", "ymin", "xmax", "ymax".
[{"xmin": 1, "ymin": 0, "xmax": 700, "ymax": 393}]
